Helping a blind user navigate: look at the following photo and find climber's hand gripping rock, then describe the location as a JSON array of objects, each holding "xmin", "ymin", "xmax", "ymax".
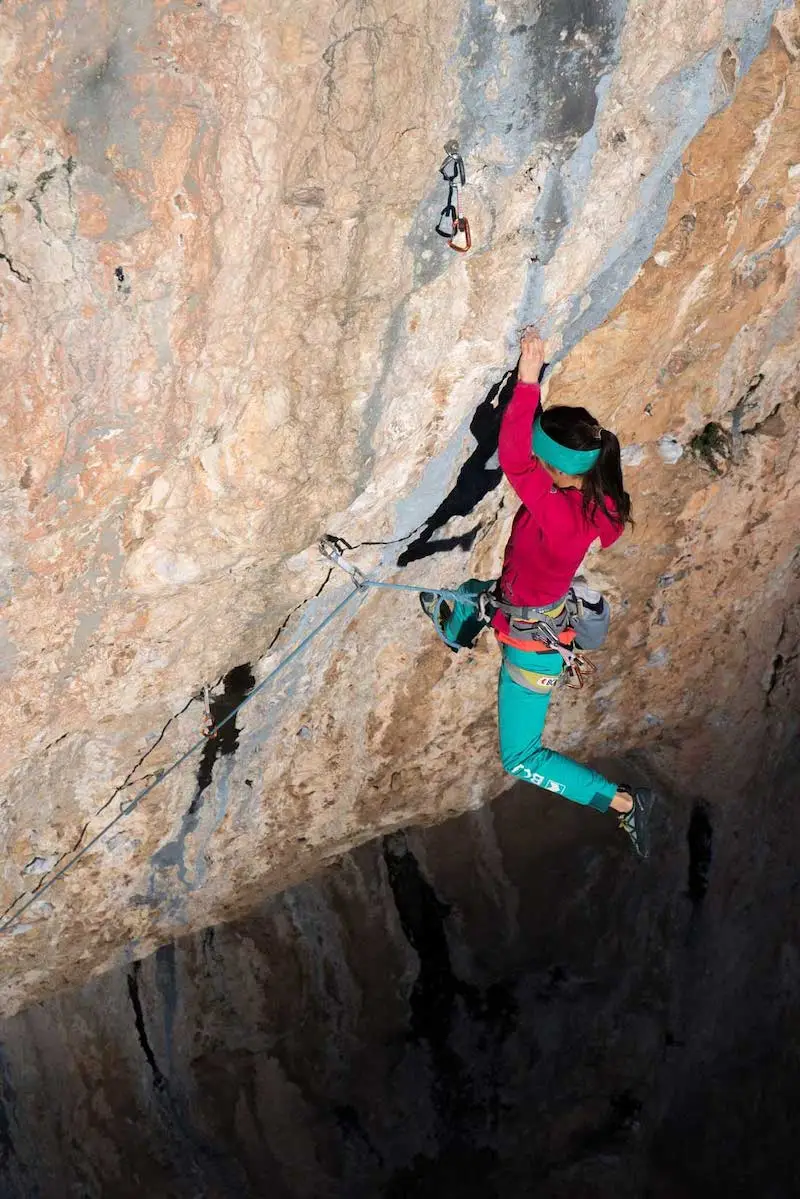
[{"xmin": 518, "ymin": 327, "xmax": 546, "ymax": 384}]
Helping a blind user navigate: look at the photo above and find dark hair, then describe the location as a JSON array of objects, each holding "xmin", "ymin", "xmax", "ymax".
[{"xmin": 539, "ymin": 405, "xmax": 633, "ymax": 528}]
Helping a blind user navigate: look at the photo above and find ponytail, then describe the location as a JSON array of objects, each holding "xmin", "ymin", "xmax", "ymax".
[
  {"xmin": 539, "ymin": 405, "xmax": 633, "ymax": 529},
  {"xmin": 582, "ymin": 427, "xmax": 633, "ymax": 528}
]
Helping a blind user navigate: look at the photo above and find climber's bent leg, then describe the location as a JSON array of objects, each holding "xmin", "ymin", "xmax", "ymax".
[
  {"xmin": 438, "ymin": 577, "xmax": 494, "ymax": 647},
  {"xmin": 497, "ymin": 650, "xmax": 617, "ymax": 811}
]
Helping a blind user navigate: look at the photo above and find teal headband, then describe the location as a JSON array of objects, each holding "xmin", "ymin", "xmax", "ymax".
[{"xmin": 532, "ymin": 418, "xmax": 600, "ymax": 476}]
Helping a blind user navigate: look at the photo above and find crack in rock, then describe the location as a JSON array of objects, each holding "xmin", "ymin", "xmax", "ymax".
[
  {"xmin": 0, "ymin": 252, "xmax": 31, "ymax": 285},
  {"xmin": 1, "ymin": 565, "xmax": 355, "ymax": 923}
]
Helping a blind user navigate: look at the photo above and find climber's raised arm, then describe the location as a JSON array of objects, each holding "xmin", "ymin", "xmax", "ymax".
[{"xmin": 498, "ymin": 328, "xmax": 551, "ymax": 509}]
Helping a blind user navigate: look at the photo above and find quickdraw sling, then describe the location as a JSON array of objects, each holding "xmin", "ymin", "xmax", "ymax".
[{"xmin": 436, "ymin": 139, "xmax": 471, "ymax": 253}]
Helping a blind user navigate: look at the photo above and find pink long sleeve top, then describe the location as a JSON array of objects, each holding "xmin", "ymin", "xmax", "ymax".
[{"xmin": 496, "ymin": 380, "xmax": 623, "ymax": 610}]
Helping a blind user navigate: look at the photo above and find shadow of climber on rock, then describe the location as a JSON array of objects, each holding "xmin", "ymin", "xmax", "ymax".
[{"xmin": 397, "ymin": 362, "xmax": 546, "ymax": 567}]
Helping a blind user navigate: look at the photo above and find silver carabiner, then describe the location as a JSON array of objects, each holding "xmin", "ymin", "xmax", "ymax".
[{"xmin": 319, "ymin": 535, "xmax": 367, "ymax": 589}]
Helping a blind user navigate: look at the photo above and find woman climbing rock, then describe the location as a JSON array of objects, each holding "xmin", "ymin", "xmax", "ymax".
[{"xmin": 422, "ymin": 328, "xmax": 656, "ymax": 858}]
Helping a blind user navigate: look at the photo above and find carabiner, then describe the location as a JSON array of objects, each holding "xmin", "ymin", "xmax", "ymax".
[
  {"xmin": 439, "ymin": 153, "xmax": 466, "ymax": 187},
  {"xmin": 448, "ymin": 215, "xmax": 471, "ymax": 253},
  {"xmin": 319, "ymin": 534, "xmax": 367, "ymax": 589},
  {"xmin": 319, "ymin": 533, "xmax": 353, "ymax": 561},
  {"xmin": 436, "ymin": 203, "xmax": 457, "ymax": 239},
  {"xmin": 563, "ymin": 653, "xmax": 596, "ymax": 690}
]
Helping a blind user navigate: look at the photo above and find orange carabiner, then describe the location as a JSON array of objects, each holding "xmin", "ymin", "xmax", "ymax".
[
  {"xmin": 563, "ymin": 653, "xmax": 596, "ymax": 690},
  {"xmin": 449, "ymin": 215, "xmax": 471, "ymax": 253}
]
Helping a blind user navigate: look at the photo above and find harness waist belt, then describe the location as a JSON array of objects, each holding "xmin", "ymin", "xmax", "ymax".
[
  {"xmin": 489, "ymin": 590, "xmax": 569, "ymax": 622},
  {"xmin": 495, "ymin": 626, "xmax": 576, "ymax": 653}
]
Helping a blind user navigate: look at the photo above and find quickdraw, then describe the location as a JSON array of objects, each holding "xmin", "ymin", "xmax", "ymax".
[
  {"xmin": 319, "ymin": 534, "xmax": 367, "ymax": 589},
  {"xmin": 436, "ymin": 140, "xmax": 471, "ymax": 253},
  {"xmin": 318, "ymin": 535, "xmax": 483, "ymax": 651}
]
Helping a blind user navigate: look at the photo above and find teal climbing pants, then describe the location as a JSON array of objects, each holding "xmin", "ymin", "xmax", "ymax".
[
  {"xmin": 498, "ymin": 643, "xmax": 616, "ymax": 811},
  {"xmin": 442, "ymin": 580, "xmax": 617, "ymax": 812}
]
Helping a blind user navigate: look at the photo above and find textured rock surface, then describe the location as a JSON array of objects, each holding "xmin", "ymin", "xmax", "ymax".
[
  {"xmin": 0, "ymin": 741, "xmax": 798, "ymax": 1197},
  {"xmin": 0, "ymin": 0, "xmax": 798, "ymax": 1020}
]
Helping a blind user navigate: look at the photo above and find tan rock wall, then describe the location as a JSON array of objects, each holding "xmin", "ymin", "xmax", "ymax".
[{"xmin": 0, "ymin": 0, "xmax": 797, "ymax": 1014}]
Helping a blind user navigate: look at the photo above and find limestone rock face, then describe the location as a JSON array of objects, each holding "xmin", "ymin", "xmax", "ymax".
[{"xmin": 0, "ymin": 0, "xmax": 798, "ymax": 1016}]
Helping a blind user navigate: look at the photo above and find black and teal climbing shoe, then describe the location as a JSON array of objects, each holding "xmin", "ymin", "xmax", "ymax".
[
  {"xmin": 419, "ymin": 592, "xmax": 457, "ymax": 652},
  {"xmin": 617, "ymin": 786, "xmax": 656, "ymax": 860}
]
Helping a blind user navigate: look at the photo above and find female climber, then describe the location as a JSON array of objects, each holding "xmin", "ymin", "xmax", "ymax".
[{"xmin": 422, "ymin": 327, "xmax": 655, "ymax": 858}]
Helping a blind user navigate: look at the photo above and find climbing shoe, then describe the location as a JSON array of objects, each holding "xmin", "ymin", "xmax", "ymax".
[
  {"xmin": 617, "ymin": 786, "xmax": 656, "ymax": 860},
  {"xmin": 419, "ymin": 592, "xmax": 457, "ymax": 652}
]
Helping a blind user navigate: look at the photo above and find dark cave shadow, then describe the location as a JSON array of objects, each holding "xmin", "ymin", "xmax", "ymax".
[{"xmin": 397, "ymin": 362, "xmax": 544, "ymax": 567}]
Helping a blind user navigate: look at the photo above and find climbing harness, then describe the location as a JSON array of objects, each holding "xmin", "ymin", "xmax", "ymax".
[
  {"xmin": 435, "ymin": 140, "xmax": 471, "ymax": 253},
  {"xmin": 487, "ymin": 589, "xmax": 571, "ymax": 624},
  {"xmin": 494, "ymin": 617, "xmax": 591, "ymax": 688},
  {"xmin": 479, "ymin": 584, "xmax": 598, "ymax": 689},
  {"xmin": 503, "ymin": 661, "xmax": 562, "ymax": 695}
]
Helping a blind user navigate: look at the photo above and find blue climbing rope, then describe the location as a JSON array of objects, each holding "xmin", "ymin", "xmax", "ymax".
[
  {"xmin": 0, "ymin": 546, "xmax": 481, "ymax": 936},
  {"xmin": 318, "ymin": 534, "xmax": 483, "ymax": 650},
  {"xmin": 0, "ymin": 585, "xmax": 361, "ymax": 936},
  {"xmin": 359, "ymin": 579, "xmax": 470, "ymax": 649}
]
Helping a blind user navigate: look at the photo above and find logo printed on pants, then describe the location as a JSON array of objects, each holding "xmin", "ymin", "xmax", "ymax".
[{"xmin": 511, "ymin": 765, "xmax": 565, "ymax": 794}]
